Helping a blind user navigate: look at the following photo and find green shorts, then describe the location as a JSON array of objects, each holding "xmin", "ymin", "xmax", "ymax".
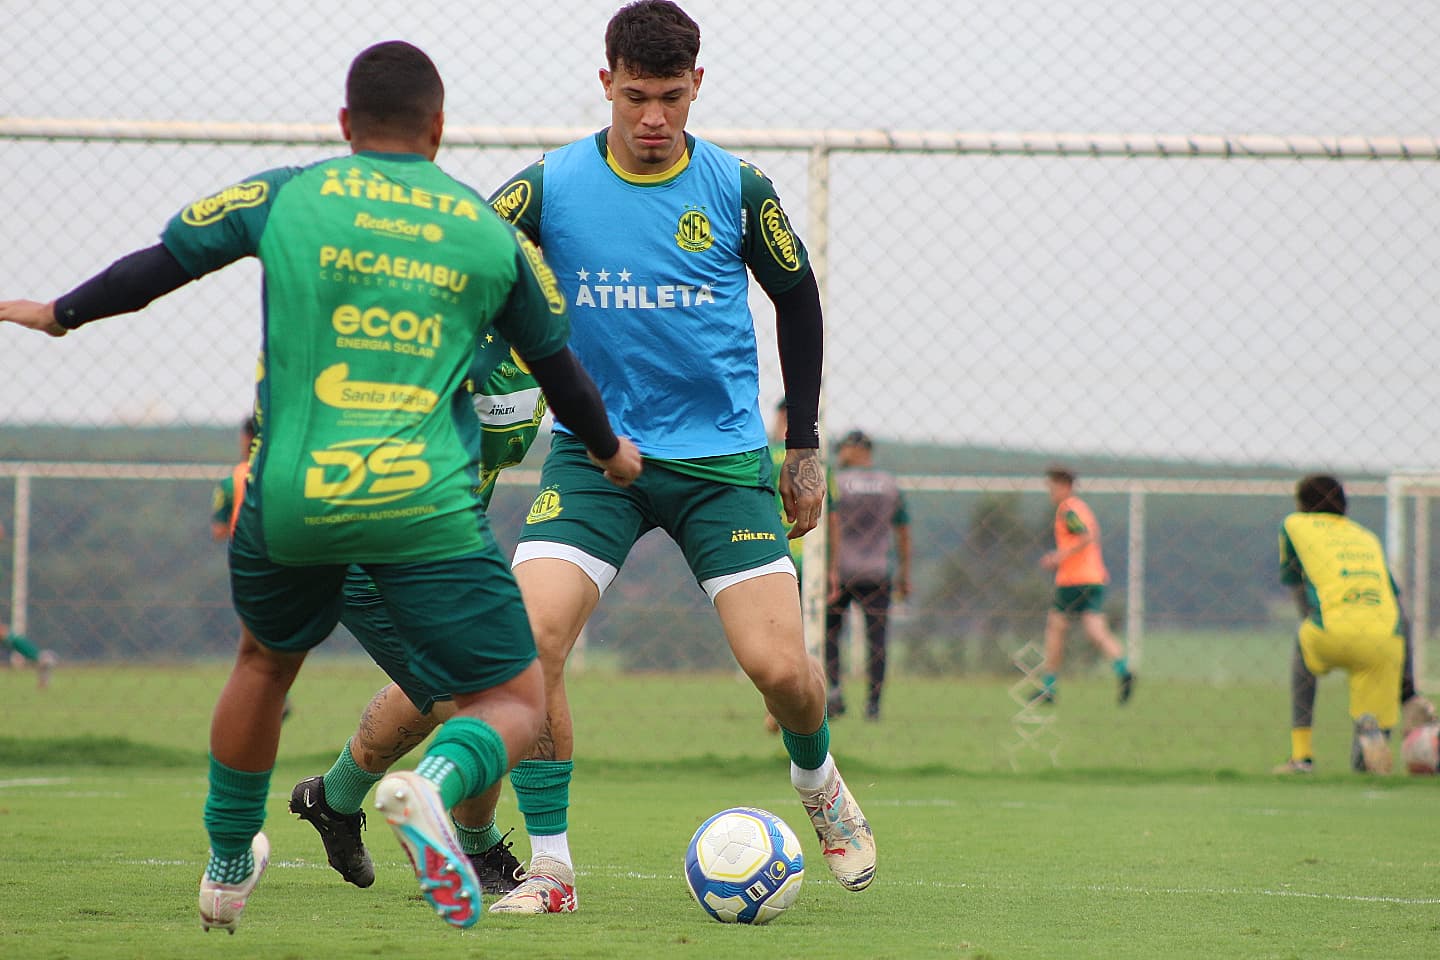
[
  {"xmin": 339, "ymin": 568, "xmax": 449, "ymax": 714},
  {"xmin": 1053, "ymin": 584, "xmax": 1106, "ymax": 616},
  {"xmin": 517, "ymin": 435, "xmax": 791, "ymax": 586},
  {"xmin": 230, "ymin": 513, "xmax": 534, "ymax": 697}
]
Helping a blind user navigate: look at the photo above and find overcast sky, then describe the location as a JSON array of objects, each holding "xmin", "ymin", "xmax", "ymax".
[{"xmin": 2, "ymin": 1, "xmax": 1438, "ymax": 471}]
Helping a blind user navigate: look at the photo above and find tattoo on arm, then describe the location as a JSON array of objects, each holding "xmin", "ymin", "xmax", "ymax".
[{"xmin": 788, "ymin": 450, "xmax": 824, "ymax": 500}]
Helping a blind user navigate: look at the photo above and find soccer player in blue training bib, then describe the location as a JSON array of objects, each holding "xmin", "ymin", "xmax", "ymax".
[
  {"xmin": 482, "ymin": 0, "xmax": 877, "ymax": 912},
  {"xmin": 0, "ymin": 41, "xmax": 641, "ymax": 933}
]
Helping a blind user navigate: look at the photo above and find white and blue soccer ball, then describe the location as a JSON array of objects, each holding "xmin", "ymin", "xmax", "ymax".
[{"xmin": 684, "ymin": 806, "xmax": 804, "ymax": 924}]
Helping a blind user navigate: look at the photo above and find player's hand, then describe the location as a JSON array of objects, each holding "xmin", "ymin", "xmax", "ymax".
[
  {"xmin": 1039, "ymin": 551, "xmax": 1060, "ymax": 570},
  {"xmin": 591, "ymin": 436, "xmax": 642, "ymax": 488},
  {"xmin": 780, "ymin": 448, "xmax": 824, "ymax": 538},
  {"xmin": 0, "ymin": 300, "xmax": 66, "ymax": 337}
]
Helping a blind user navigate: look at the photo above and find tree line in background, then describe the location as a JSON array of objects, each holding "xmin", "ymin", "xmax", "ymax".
[{"xmin": 0, "ymin": 426, "xmax": 1405, "ymax": 672}]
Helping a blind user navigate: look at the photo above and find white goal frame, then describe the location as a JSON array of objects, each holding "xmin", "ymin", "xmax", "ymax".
[{"xmin": 4, "ymin": 118, "xmax": 1436, "ymax": 677}]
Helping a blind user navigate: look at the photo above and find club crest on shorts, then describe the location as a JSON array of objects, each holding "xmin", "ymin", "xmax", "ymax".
[{"xmin": 526, "ymin": 488, "xmax": 563, "ymax": 524}]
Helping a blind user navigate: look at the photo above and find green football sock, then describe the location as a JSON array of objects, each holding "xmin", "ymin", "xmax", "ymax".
[
  {"xmin": 203, "ymin": 755, "xmax": 270, "ymax": 881},
  {"xmin": 454, "ymin": 818, "xmax": 503, "ymax": 855},
  {"xmin": 1112, "ymin": 657, "xmax": 1129, "ymax": 678},
  {"xmin": 417, "ymin": 716, "xmax": 508, "ymax": 809},
  {"xmin": 1042, "ymin": 673, "xmax": 1058, "ymax": 690},
  {"xmin": 321, "ymin": 739, "xmax": 384, "ymax": 815},
  {"xmin": 6, "ymin": 633, "xmax": 40, "ymax": 661},
  {"xmin": 781, "ymin": 716, "xmax": 831, "ymax": 770},
  {"xmin": 510, "ymin": 759, "xmax": 574, "ymax": 836},
  {"xmin": 205, "ymin": 848, "xmax": 255, "ymax": 885}
]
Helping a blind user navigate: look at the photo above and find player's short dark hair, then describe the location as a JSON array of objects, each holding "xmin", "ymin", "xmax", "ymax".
[
  {"xmin": 840, "ymin": 429, "xmax": 872, "ymax": 450},
  {"xmin": 345, "ymin": 41, "xmax": 444, "ymax": 139},
  {"xmin": 605, "ymin": 1, "xmax": 701, "ymax": 77},
  {"xmin": 1045, "ymin": 465, "xmax": 1076, "ymax": 486},
  {"xmin": 241, "ymin": 415, "xmax": 257, "ymax": 438},
  {"xmin": 1296, "ymin": 474, "xmax": 1347, "ymax": 515}
]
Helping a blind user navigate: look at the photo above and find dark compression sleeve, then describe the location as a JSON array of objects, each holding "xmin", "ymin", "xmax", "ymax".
[
  {"xmin": 53, "ymin": 244, "xmax": 195, "ymax": 330},
  {"xmin": 526, "ymin": 347, "xmax": 620, "ymax": 460},
  {"xmin": 770, "ymin": 268, "xmax": 823, "ymax": 449}
]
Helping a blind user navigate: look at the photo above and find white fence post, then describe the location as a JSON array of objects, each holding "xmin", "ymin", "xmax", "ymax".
[
  {"xmin": 802, "ymin": 143, "xmax": 831, "ymax": 660},
  {"xmin": 1126, "ymin": 488, "xmax": 1146, "ymax": 670},
  {"xmin": 11, "ymin": 472, "xmax": 31, "ymax": 636},
  {"xmin": 1413, "ymin": 494, "xmax": 1430, "ymax": 684}
]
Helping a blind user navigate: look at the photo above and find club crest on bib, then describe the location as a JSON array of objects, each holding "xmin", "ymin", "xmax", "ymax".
[{"xmin": 675, "ymin": 206, "xmax": 714, "ymax": 252}]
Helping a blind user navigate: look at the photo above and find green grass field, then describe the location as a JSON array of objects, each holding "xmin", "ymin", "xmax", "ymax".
[{"xmin": 1, "ymin": 659, "xmax": 1436, "ymax": 959}]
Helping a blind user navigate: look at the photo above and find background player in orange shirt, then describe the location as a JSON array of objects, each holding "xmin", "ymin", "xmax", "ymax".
[
  {"xmin": 209, "ymin": 415, "xmax": 256, "ymax": 543},
  {"xmin": 1034, "ymin": 466, "xmax": 1134, "ymax": 705}
]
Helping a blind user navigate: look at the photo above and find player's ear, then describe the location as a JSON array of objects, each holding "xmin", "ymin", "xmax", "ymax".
[
  {"xmin": 430, "ymin": 111, "xmax": 445, "ymax": 155},
  {"xmin": 599, "ymin": 68, "xmax": 614, "ymax": 100},
  {"xmin": 691, "ymin": 66, "xmax": 704, "ymax": 98},
  {"xmin": 338, "ymin": 107, "xmax": 353, "ymax": 143}
]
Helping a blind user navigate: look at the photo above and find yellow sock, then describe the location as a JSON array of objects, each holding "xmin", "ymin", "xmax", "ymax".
[{"xmin": 1291, "ymin": 727, "xmax": 1313, "ymax": 761}]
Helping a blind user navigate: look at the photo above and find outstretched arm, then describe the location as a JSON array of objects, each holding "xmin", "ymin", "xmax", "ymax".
[
  {"xmin": 1, "ymin": 244, "xmax": 195, "ymax": 338},
  {"xmin": 0, "ymin": 244, "xmax": 194, "ymax": 336},
  {"xmin": 0, "ymin": 300, "xmax": 64, "ymax": 336}
]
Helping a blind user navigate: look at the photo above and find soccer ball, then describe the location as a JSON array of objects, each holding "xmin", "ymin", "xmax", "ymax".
[
  {"xmin": 684, "ymin": 806, "xmax": 804, "ymax": 924},
  {"xmin": 1401, "ymin": 723, "xmax": 1440, "ymax": 775}
]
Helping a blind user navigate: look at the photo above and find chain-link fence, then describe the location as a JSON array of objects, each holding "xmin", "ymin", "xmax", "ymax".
[{"xmin": 3, "ymin": 1, "xmax": 1438, "ymax": 765}]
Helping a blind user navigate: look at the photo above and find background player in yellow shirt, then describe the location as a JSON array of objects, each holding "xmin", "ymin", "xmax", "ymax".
[
  {"xmin": 1274, "ymin": 475, "xmax": 1408, "ymax": 774},
  {"xmin": 1035, "ymin": 466, "xmax": 1134, "ymax": 705}
]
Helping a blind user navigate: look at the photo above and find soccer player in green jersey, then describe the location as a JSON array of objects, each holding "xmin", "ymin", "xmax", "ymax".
[
  {"xmin": 210, "ymin": 414, "xmax": 294, "ymax": 722},
  {"xmin": 291, "ymin": 332, "xmax": 543, "ymax": 895},
  {"xmin": 0, "ymin": 521, "xmax": 57, "ymax": 689},
  {"xmin": 482, "ymin": 1, "xmax": 876, "ymax": 913},
  {"xmin": 0, "ymin": 41, "xmax": 640, "ymax": 934}
]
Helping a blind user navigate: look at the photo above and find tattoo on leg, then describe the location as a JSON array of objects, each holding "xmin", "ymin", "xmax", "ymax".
[
  {"xmin": 528, "ymin": 719, "xmax": 557, "ymax": 761},
  {"xmin": 356, "ymin": 701, "xmax": 381, "ymax": 751},
  {"xmin": 377, "ymin": 723, "xmax": 430, "ymax": 766}
]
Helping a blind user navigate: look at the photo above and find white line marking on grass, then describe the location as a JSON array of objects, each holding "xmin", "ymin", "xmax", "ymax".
[
  {"xmin": 0, "ymin": 777, "xmax": 72, "ymax": 789},
  {"xmin": 573, "ymin": 866, "xmax": 1440, "ymax": 905},
  {"xmin": 1082, "ymin": 883, "xmax": 1440, "ymax": 906}
]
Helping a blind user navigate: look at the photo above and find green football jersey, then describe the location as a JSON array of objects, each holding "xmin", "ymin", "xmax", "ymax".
[
  {"xmin": 162, "ymin": 152, "xmax": 569, "ymax": 564},
  {"xmin": 468, "ymin": 331, "xmax": 545, "ymax": 507}
]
